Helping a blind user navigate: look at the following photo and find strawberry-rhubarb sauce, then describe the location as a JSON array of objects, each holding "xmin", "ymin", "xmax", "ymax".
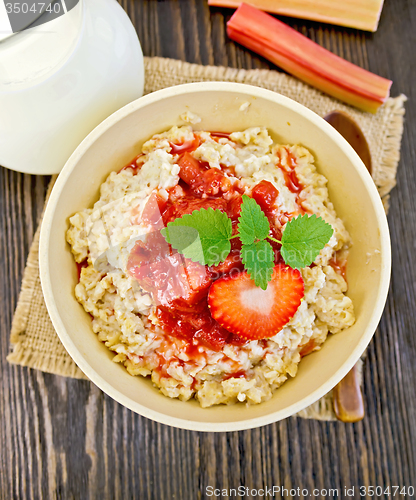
[{"xmin": 67, "ymin": 122, "xmax": 355, "ymax": 407}]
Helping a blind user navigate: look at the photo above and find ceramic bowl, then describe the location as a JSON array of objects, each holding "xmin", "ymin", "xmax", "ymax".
[{"xmin": 39, "ymin": 82, "xmax": 391, "ymax": 431}]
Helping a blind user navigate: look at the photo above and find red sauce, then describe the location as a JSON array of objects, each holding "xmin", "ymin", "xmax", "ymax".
[
  {"xmin": 169, "ymin": 135, "xmax": 200, "ymax": 154},
  {"xmin": 329, "ymin": 255, "xmax": 348, "ymax": 282},
  {"xmin": 119, "ymin": 154, "xmax": 144, "ymax": 175},
  {"xmin": 300, "ymin": 339, "xmax": 316, "ymax": 357},
  {"xmin": 276, "ymin": 148, "xmax": 304, "ymax": 199},
  {"xmin": 76, "ymin": 259, "xmax": 89, "ymax": 280},
  {"xmin": 134, "ymin": 191, "xmax": 167, "ymax": 227},
  {"xmin": 252, "ymin": 180, "xmax": 279, "ymax": 213},
  {"xmin": 282, "ymin": 168, "xmax": 302, "ymax": 194},
  {"xmin": 223, "ymin": 370, "xmax": 247, "ymax": 380},
  {"xmin": 156, "ymin": 305, "xmax": 245, "ymax": 352},
  {"xmin": 210, "ymin": 132, "xmax": 232, "ymax": 140}
]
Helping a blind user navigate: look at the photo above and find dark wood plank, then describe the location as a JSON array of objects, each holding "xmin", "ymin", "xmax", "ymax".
[{"xmin": 1, "ymin": 0, "xmax": 415, "ymax": 498}]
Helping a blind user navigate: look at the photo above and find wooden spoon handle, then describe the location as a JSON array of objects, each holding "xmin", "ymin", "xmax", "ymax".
[
  {"xmin": 332, "ymin": 365, "xmax": 365, "ymax": 422},
  {"xmin": 324, "ymin": 110, "xmax": 372, "ymax": 173},
  {"xmin": 323, "ymin": 110, "xmax": 370, "ymax": 423}
]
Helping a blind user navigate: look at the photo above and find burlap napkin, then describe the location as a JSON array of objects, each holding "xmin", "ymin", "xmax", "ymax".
[{"xmin": 8, "ymin": 57, "xmax": 406, "ymax": 421}]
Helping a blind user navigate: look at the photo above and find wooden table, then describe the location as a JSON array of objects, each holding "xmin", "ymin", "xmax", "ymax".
[{"xmin": 1, "ymin": 0, "xmax": 415, "ymax": 498}]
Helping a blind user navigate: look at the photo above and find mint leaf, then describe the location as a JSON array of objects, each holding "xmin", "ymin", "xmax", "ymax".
[
  {"xmin": 241, "ymin": 240, "xmax": 274, "ymax": 290},
  {"xmin": 238, "ymin": 195, "xmax": 270, "ymax": 245},
  {"xmin": 161, "ymin": 225, "xmax": 200, "ymax": 254},
  {"xmin": 161, "ymin": 208, "xmax": 232, "ymax": 266},
  {"xmin": 281, "ymin": 214, "xmax": 333, "ymax": 269}
]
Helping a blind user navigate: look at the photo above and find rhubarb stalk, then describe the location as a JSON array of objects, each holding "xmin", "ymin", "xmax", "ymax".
[
  {"xmin": 209, "ymin": 0, "xmax": 385, "ymax": 32},
  {"xmin": 227, "ymin": 3, "xmax": 392, "ymax": 113}
]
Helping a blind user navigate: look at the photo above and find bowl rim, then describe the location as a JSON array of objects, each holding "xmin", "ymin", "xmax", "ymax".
[{"xmin": 39, "ymin": 81, "xmax": 391, "ymax": 431}]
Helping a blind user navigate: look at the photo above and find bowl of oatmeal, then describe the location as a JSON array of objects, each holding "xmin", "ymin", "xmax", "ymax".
[{"xmin": 39, "ymin": 82, "xmax": 390, "ymax": 431}]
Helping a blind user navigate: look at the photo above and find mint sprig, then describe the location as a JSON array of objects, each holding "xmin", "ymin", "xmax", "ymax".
[
  {"xmin": 237, "ymin": 195, "xmax": 269, "ymax": 244},
  {"xmin": 161, "ymin": 195, "xmax": 333, "ymax": 288},
  {"xmin": 241, "ymin": 240, "xmax": 274, "ymax": 290},
  {"xmin": 161, "ymin": 208, "xmax": 232, "ymax": 266},
  {"xmin": 281, "ymin": 214, "xmax": 334, "ymax": 269}
]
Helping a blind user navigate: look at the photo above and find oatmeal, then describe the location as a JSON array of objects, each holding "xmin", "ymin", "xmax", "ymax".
[{"xmin": 66, "ymin": 124, "xmax": 355, "ymax": 407}]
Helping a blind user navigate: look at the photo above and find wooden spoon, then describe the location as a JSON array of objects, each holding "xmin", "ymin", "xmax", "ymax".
[
  {"xmin": 332, "ymin": 365, "xmax": 364, "ymax": 423},
  {"xmin": 324, "ymin": 111, "xmax": 372, "ymax": 173},
  {"xmin": 324, "ymin": 110, "xmax": 371, "ymax": 423}
]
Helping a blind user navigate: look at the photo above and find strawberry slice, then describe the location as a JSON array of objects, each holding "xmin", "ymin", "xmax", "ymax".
[{"xmin": 208, "ymin": 264, "xmax": 304, "ymax": 340}]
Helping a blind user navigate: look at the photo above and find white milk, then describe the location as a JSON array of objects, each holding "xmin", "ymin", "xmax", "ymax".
[{"xmin": 0, "ymin": 0, "xmax": 144, "ymax": 174}]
